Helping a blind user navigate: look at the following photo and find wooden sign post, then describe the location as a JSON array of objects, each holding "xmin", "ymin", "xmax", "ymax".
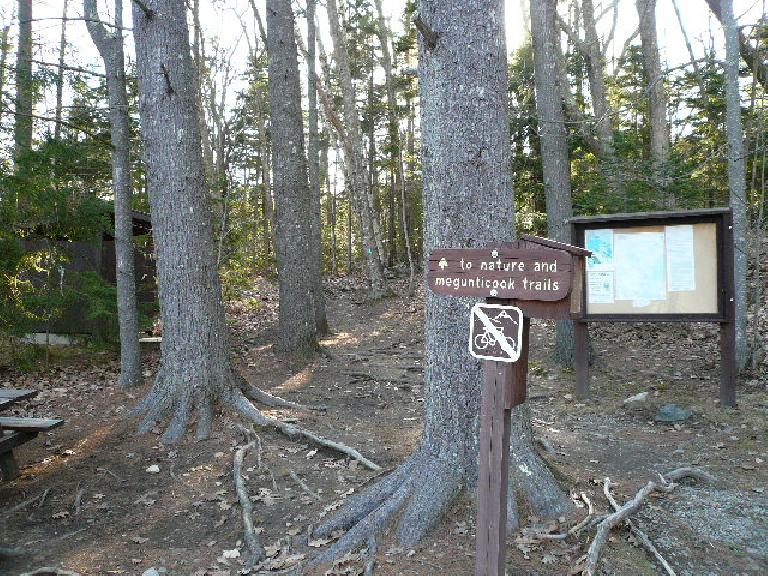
[{"xmin": 428, "ymin": 236, "xmax": 590, "ymax": 576}]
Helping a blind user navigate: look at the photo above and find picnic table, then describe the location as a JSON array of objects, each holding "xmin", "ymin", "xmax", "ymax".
[{"xmin": 0, "ymin": 389, "xmax": 63, "ymax": 481}]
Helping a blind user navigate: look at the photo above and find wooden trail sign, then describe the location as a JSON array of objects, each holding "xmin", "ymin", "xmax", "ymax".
[
  {"xmin": 429, "ymin": 246, "xmax": 571, "ymax": 300},
  {"xmin": 427, "ymin": 235, "xmax": 590, "ymax": 576}
]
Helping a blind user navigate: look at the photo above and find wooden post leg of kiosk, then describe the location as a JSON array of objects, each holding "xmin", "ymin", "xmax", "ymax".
[
  {"xmin": 574, "ymin": 321, "xmax": 591, "ymax": 397},
  {"xmin": 475, "ymin": 319, "xmax": 529, "ymax": 576},
  {"xmin": 720, "ymin": 320, "xmax": 737, "ymax": 407}
]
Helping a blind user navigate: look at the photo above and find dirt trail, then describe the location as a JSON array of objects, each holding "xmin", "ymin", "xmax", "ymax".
[{"xmin": 1, "ymin": 278, "xmax": 766, "ymax": 575}]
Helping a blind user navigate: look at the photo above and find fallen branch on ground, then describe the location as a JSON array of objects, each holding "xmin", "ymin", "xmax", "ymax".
[
  {"xmin": 0, "ymin": 546, "xmax": 24, "ymax": 557},
  {"xmin": 533, "ymin": 492, "xmax": 603, "ymax": 540},
  {"xmin": 234, "ymin": 438, "xmax": 265, "ymax": 569},
  {"xmin": 581, "ymin": 467, "xmax": 716, "ymax": 576},
  {"xmin": 603, "ymin": 478, "xmax": 675, "ymax": 576}
]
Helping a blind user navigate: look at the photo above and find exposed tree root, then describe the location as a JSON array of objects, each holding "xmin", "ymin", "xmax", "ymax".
[
  {"xmin": 130, "ymin": 371, "xmax": 375, "ymax": 472},
  {"xmin": 509, "ymin": 404, "xmax": 573, "ymax": 520},
  {"xmin": 234, "ymin": 438, "xmax": 265, "ymax": 568},
  {"xmin": 395, "ymin": 456, "xmax": 464, "ymax": 546},
  {"xmin": 229, "ymin": 390, "xmax": 381, "ymax": 470},
  {"xmin": 307, "ymin": 452, "xmax": 470, "ymax": 566},
  {"xmin": 240, "ymin": 381, "xmax": 327, "ymax": 412},
  {"xmin": 0, "ymin": 546, "xmax": 24, "ymax": 558},
  {"xmin": 581, "ymin": 467, "xmax": 715, "ymax": 576},
  {"xmin": 309, "ymin": 428, "xmax": 572, "ymax": 566},
  {"xmin": 290, "ymin": 470, "xmax": 321, "ymax": 501},
  {"xmin": 364, "ymin": 534, "xmax": 377, "ymax": 576},
  {"xmin": 310, "ymin": 478, "xmax": 413, "ymax": 567}
]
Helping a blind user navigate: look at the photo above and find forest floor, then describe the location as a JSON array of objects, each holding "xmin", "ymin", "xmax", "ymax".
[{"xmin": 1, "ymin": 276, "xmax": 767, "ymax": 576}]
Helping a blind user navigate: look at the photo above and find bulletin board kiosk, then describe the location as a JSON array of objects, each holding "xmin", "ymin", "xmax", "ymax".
[{"xmin": 570, "ymin": 207, "xmax": 736, "ymax": 406}]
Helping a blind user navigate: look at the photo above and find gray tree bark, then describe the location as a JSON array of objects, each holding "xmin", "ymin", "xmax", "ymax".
[
  {"xmin": 306, "ymin": 0, "xmax": 329, "ymax": 335},
  {"xmin": 373, "ymin": 0, "xmax": 412, "ymax": 280},
  {"xmin": 265, "ymin": 0, "xmax": 318, "ymax": 354},
  {"xmin": 190, "ymin": 0, "xmax": 214, "ymax": 186},
  {"xmin": 129, "ymin": 0, "xmax": 309, "ymax": 450},
  {"xmin": 84, "ymin": 0, "xmax": 141, "ymax": 388},
  {"xmin": 704, "ymin": 0, "xmax": 768, "ymax": 91},
  {"xmin": 531, "ymin": 0, "xmax": 575, "ymax": 366},
  {"xmin": 720, "ymin": 0, "xmax": 749, "ymax": 370},
  {"xmin": 636, "ymin": 0, "xmax": 671, "ymax": 207},
  {"xmin": 325, "ymin": 0, "xmax": 388, "ymax": 298},
  {"xmin": 54, "ymin": 0, "xmax": 69, "ymax": 141},
  {"xmin": 581, "ymin": 0, "xmax": 622, "ymax": 199},
  {"xmin": 14, "ymin": 0, "xmax": 33, "ymax": 163},
  {"xmin": 0, "ymin": 24, "xmax": 9, "ymax": 126},
  {"xmin": 310, "ymin": 1, "xmax": 570, "ymax": 564},
  {"xmin": 130, "ymin": 0, "xmax": 238, "ymax": 441}
]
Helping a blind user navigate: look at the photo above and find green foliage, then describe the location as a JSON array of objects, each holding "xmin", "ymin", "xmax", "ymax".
[{"xmin": 507, "ymin": 38, "xmax": 743, "ymax": 224}]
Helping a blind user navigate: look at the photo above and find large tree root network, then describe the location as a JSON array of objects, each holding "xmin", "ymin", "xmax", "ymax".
[
  {"xmin": 130, "ymin": 370, "xmax": 380, "ymax": 471},
  {"xmin": 305, "ymin": 439, "xmax": 571, "ymax": 569}
]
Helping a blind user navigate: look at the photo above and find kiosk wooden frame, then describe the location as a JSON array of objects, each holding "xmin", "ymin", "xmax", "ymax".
[{"xmin": 570, "ymin": 207, "xmax": 736, "ymax": 406}]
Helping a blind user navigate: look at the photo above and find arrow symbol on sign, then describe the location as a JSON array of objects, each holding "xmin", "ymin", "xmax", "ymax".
[{"xmin": 439, "ymin": 257, "xmax": 447, "ymax": 270}]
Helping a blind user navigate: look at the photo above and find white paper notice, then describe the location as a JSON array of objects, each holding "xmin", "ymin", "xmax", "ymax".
[
  {"xmin": 666, "ymin": 225, "xmax": 695, "ymax": 291},
  {"xmin": 585, "ymin": 229, "xmax": 614, "ymax": 271},
  {"xmin": 588, "ymin": 271, "xmax": 614, "ymax": 304},
  {"xmin": 614, "ymin": 232, "xmax": 667, "ymax": 301}
]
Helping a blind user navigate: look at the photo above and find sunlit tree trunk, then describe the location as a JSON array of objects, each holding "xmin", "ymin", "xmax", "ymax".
[
  {"xmin": 131, "ymin": 0, "xmax": 234, "ymax": 441},
  {"xmin": 326, "ymin": 0, "xmax": 388, "ymax": 297},
  {"xmin": 265, "ymin": 0, "xmax": 318, "ymax": 354}
]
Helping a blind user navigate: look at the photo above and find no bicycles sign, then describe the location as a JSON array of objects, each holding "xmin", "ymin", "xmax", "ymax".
[{"xmin": 469, "ymin": 303, "xmax": 523, "ymax": 362}]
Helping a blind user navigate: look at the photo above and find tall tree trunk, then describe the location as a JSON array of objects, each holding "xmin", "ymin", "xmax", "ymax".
[
  {"xmin": 0, "ymin": 24, "xmax": 10, "ymax": 127},
  {"xmin": 84, "ymin": 0, "xmax": 142, "ymax": 388},
  {"xmin": 636, "ymin": 0, "xmax": 671, "ymax": 207},
  {"xmin": 398, "ymin": 139, "xmax": 416, "ymax": 295},
  {"xmin": 306, "ymin": 0, "xmax": 328, "ymax": 334},
  {"xmin": 721, "ymin": 0, "xmax": 749, "ymax": 370},
  {"xmin": 130, "ymin": 0, "xmax": 238, "ymax": 442},
  {"xmin": 266, "ymin": 0, "xmax": 318, "ymax": 354},
  {"xmin": 581, "ymin": 0, "xmax": 623, "ymax": 200},
  {"xmin": 311, "ymin": 1, "xmax": 570, "ymax": 564},
  {"xmin": 366, "ymin": 68, "xmax": 385, "ymax": 269},
  {"xmin": 325, "ymin": 136, "xmax": 338, "ymax": 276},
  {"xmin": 258, "ymin": 91, "xmax": 276, "ymax": 271},
  {"xmin": 14, "ymin": 0, "xmax": 33, "ymax": 163},
  {"xmin": 190, "ymin": 0, "xmax": 214, "ymax": 183},
  {"xmin": 325, "ymin": 0, "xmax": 388, "ymax": 298},
  {"xmin": 54, "ymin": 0, "xmax": 69, "ymax": 141},
  {"xmin": 531, "ymin": 0, "xmax": 575, "ymax": 366},
  {"xmin": 373, "ymin": 0, "xmax": 405, "ymax": 272}
]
